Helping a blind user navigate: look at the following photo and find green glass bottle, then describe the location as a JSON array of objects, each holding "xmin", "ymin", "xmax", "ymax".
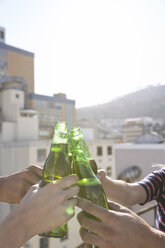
[
  {"xmin": 73, "ymin": 149, "xmax": 109, "ymax": 213},
  {"xmin": 73, "ymin": 149, "xmax": 108, "ymax": 248},
  {"xmin": 40, "ymin": 122, "xmax": 71, "ymax": 238},
  {"xmin": 69, "ymin": 127, "xmax": 98, "ymax": 174}
]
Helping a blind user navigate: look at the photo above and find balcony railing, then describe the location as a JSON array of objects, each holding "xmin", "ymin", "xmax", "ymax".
[{"xmin": 135, "ymin": 202, "xmax": 157, "ymax": 227}]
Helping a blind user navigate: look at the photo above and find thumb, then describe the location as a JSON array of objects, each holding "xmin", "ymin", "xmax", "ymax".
[{"xmin": 97, "ymin": 169, "xmax": 108, "ymax": 182}]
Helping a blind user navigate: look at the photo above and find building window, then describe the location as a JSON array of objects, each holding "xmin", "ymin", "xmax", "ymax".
[
  {"xmin": 40, "ymin": 238, "xmax": 49, "ymax": 248},
  {"xmin": 20, "ymin": 113, "xmax": 28, "ymax": 117},
  {"xmin": 106, "ymin": 166, "xmax": 112, "ymax": 176},
  {"xmin": 0, "ymin": 61, "xmax": 7, "ymax": 69},
  {"xmin": 37, "ymin": 149, "xmax": 47, "ymax": 162},
  {"xmin": 97, "ymin": 146, "xmax": 102, "ymax": 156},
  {"xmin": 107, "ymin": 146, "xmax": 112, "ymax": 155},
  {"xmin": 55, "ymin": 102, "xmax": 62, "ymax": 109}
]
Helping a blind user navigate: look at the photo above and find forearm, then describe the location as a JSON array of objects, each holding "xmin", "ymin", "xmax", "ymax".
[
  {"xmin": 105, "ymin": 179, "xmax": 139, "ymax": 207},
  {"xmin": 0, "ymin": 210, "xmax": 32, "ymax": 248}
]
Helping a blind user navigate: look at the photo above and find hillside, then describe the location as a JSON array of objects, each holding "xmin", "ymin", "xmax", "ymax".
[{"xmin": 77, "ymin": 85, "xmax": 165, "ymax": 121}]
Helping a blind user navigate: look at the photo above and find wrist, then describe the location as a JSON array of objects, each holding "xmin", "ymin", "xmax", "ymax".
[{"xmin": 0, "ymin": 209, "xmax": 32, "ymax": 248}]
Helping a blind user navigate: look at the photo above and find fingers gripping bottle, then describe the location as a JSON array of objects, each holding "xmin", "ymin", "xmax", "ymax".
[
  {"xmin": 69, "ymin": 127, "xmax": 98, "ymax": 174},
  {"xmin": 40, "ymin": 122, "xmax": 71, "ymax": 238}
]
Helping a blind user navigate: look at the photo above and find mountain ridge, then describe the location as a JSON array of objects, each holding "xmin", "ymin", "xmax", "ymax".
[{"xmin": 77, "ymin": 85, "xmax": 165, "ymax": 121}]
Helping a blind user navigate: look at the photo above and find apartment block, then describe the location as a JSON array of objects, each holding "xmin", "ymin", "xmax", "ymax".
[
  {"xmin": 0, "ymin": 27, "xmax": 34, "ymax": 93},
  {"xmin": 122, "ymin": 117, "xmax": 153, "ymax": 143},
  {"xmin": 87, "ymin": 139, "xmax": 114, "ymax": 178},
  {"xmin": 28, "ymin": 92, "xmax": 76, "ymax": 138},
  {"xmin": 0, "ymin": 27, "xmax": 76, "ymax": 138}
]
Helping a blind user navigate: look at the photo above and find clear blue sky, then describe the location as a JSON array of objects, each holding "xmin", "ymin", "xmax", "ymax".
[{"xmin": 1, "ymin": 0, "xmax": 165, "ymax": 108}]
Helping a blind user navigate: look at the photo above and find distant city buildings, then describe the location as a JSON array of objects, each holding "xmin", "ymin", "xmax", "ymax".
[
  {"xmin": 87, "ymin": 139, "xmax": 114, "ymax": 177},
  {"xmin": 28, "ymin": 92, "xmax": 76, "ymax": 138},
  {"xmin": 122, "ymin": 117, "xmax": 153, "ymax": 143},
  {"xmin": 77, "ymin": 118, "xmax": 123, "ymax": 141}
]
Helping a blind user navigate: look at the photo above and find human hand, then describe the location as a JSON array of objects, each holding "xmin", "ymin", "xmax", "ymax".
[
  {"xmin": 97, "ymin": 169, "xmax": 147, "ymax": 207},
  {"xmin": 77, "ymin": 199, "xmax": 163, "ymax": 248},
  {"xmin": 19, "ymin": 174, "xmax": 79, "ymax": 235},
  {"xmin": 0, "ymin": 175, "xmax": 79, "ymax": 248},
  {"xmin": 0, "ymin": 165, "xmax": 42, "ymax": 204},
  {"xmin": 97, "ymin": 169, "xmax": 112, "ymax": 200}
]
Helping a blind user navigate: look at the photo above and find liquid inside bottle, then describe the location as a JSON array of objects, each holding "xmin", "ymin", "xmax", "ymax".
[{"xmin": 73, "ymin": 150, "xmax": 109, "ymax": 226}]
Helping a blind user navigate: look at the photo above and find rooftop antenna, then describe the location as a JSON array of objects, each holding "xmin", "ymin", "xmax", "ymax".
[{"xmin": 0, "ymin": 27, "xmax": 6, "ymax": 43}]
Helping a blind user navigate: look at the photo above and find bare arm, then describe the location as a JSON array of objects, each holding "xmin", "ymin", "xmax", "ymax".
[
  {"xmin": 77, "ymin": 199, "xmax": 165, "ymax": 248},
  {"xmin": 98, "ymin": 170, "xmax": 147, "ymax": 207},
  {"xmin": 0, "ymin": 175, "xmax": 79, "ymax": 248}
]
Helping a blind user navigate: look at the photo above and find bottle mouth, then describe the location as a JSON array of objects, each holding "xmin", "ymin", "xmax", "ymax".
[{"xmin": 69, "ymin": 127, "xmax": 83, "ymax": 137}]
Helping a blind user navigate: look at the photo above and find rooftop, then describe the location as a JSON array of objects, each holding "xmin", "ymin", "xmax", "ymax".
[
  {"xmin": 135, "ymin": 132, "xmax": 164, "ymax": 144},
  {"xmin": 28, "ymin": 93, "xmax": 75, "ymax": 105},
  {"xmin": 0, "ymin": 41, "xmax": 34, "ymax": 57}
]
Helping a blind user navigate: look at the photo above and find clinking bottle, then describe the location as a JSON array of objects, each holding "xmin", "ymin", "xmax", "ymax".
[
  {"xmin": 73, "ymin": 149, "xmax": 108, "ymax": 248},
  {"xmin": 69, "ymin": 127, "xmax": 98, "ymax": 174},
  {"xmin": 40, "ymin": 122, "xmax": 71, "ymax": 238},
  {"xmin": 73, "ymin": 149, "xmax": 109, "ymax": 211}
]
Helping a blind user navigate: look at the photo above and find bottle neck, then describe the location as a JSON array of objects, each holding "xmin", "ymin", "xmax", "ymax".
[
  {"xmin": 69, "ymin": 133, "xmax": 92, "ymax": 159},
  {"xmin": 73, "ymin": 151, "xmax": 96, "ymax": 180},
  {"xmin": 50, "ymin": 143, "xmax": 68, "ymax": 153},
  {"xmin": 52, "ymin": 122, "xmax": 68, "ymax": 145},
  {"xmin": 82, "ymin": 142, "xmax": 92, "ymax": 159},
  {"xmin": 52, "ymin": 133, "xmax": 68, "ymax": 145}
]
